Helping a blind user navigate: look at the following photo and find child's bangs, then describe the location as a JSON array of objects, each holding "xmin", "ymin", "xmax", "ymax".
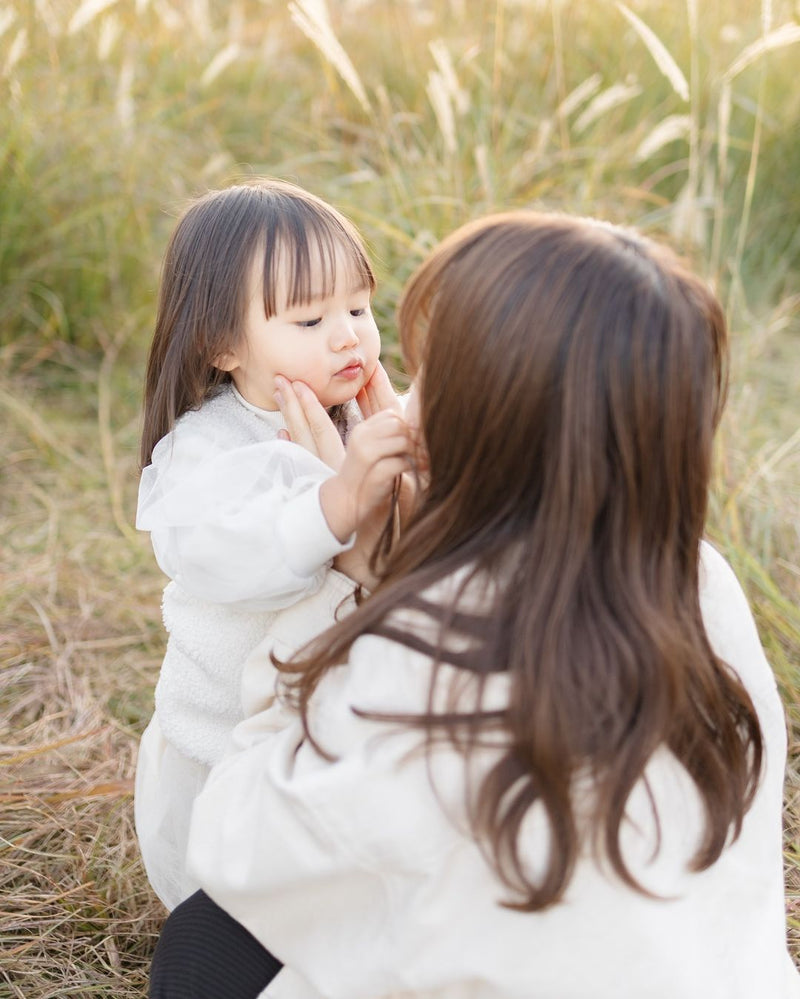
[{"xmin": 261, "ymin": 214, "xmax": 374, "ymax": 317}]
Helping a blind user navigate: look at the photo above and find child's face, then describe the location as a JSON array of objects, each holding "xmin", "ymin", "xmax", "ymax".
[{"xmin": 219, "ymin": 244, "xmax": 381, "ymax": 411}]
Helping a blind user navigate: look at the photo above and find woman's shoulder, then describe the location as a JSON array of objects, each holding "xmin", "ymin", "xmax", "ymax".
[
  {"xmin": 698, "ymin": 539, "xmax": 782, "ymax": 711},
  {"xmin": 698, "ymin": 539, "xmax": 759, "ymax": 644}
]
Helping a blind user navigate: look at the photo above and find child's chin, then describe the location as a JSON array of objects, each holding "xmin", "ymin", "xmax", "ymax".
[
  {"xmin": 320, "ymin": 392, "xmax": 352, "ymax": 411},
  {"xmin": 323, "ymin": 384, "xmax": 362, "ymax": 409}
]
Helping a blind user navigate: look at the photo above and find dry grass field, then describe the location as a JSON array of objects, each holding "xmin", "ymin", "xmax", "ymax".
[{"xmin": 1, "ymin": 1, "xmax": 798, "ymax": 995}]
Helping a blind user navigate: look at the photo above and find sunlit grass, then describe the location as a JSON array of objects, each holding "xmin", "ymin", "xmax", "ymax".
[{"xmin": 1, "ymin": 0, "xmax": 798, "ymax": 992}]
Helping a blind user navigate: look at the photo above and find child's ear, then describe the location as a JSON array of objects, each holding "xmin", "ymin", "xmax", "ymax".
[{"xmin": 213, "ymin": 350, "xmax": 238, "ymax": 372}]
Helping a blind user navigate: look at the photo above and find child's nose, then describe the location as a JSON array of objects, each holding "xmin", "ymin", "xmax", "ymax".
[{"xmin": 331, "ymin": 316, "xmax": 359, "ymax": 350}]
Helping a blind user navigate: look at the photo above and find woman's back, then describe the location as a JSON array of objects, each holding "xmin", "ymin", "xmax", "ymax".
[{"xmin": 188, "ymin": 541, "xmax": 795, "ymax": 999}]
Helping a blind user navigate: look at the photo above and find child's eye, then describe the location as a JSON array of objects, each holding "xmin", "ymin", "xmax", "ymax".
[
  {"xmin": 350, "ymin": 308, "xmax": 366, "ymax": 317},
  {"xmin": 297, "ymin": 318, "xmax": 322, "ymax": 328}
]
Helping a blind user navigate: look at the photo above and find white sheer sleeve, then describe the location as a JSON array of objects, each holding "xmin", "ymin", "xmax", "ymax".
[{"xmin": 136, "ymin": 427, "xmax": 353, "ymax": 608}]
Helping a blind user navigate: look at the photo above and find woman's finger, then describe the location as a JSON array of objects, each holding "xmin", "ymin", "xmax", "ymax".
[
  {"xmin": 360, "ymin": 361, "xmax": 401, "ymax": 418},
  {"xmin": 292, "ymin": 381, "xmax": 346, "ymax": 471},
  {"xmin": 274, "ymin": 376, "xmax": 317, "ymax": 453}
]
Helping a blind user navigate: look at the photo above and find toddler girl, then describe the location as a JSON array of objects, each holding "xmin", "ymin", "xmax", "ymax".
[{"xmin": 135, "ymin": 178, "xmax": 408, "ymax": 911}]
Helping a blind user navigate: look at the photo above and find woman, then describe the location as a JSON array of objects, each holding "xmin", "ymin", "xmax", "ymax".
[{"xmin": 151, "ymin": 211, "xmax": 799, "ymax": 999}]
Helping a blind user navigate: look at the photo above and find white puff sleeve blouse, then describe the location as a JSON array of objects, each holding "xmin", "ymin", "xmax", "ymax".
[
  {"xmin": 137, "ymin": 384, "xmax": 354, "ymax": 608},
  {"xmin": 135, "ymin": 384, "xmax": 356, "ymax": 766}
]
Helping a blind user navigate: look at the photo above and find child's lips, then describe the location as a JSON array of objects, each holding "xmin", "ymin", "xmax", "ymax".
[{"xmin": 335, "ymin": 360, "xmax": 364, "ymax": 380}]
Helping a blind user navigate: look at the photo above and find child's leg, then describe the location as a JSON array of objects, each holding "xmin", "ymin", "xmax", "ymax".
[{"xmin": 149, "ymin": 890, "xmax": 283, "ymax": 999}]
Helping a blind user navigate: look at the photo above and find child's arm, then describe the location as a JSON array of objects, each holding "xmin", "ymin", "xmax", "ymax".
[{"xmin": 136, "ymin": 413, "xmax": 355, "ymax": 608}]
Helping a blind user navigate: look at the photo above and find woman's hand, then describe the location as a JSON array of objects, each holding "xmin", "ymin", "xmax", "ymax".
[
  {"xmin": 274, "ymin": 373, "xmax": 412, "ymax": 547},
  {"xmin": 356, "ymin": 360, "xmax": 402, "ymax": 419},
  {"xmin": 274, "ymin": 376, "xmax": 345, "ymax": 471},
  {"xmin": 319, "ymin": 410, "xmax": 412, "ymax": 544}
]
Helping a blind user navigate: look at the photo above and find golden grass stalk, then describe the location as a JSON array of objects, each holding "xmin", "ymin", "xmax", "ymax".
[
  {"xmin": 550, "ymin": 0, "xmax": 567, "ymax": 148},
  {"xmin": 68, "ymin": 0, "xmax": 120, "ymax": 37},
  {"xmin": 634, "ymin": 113, "xmax": 691, "ymax": 162},
  {"xmin": 573, "ymin": 80, "xmax": 643, "ymax": 134},
  {"xmin": 0, "ymin": 7, "xmax": 16, "ymax": 41},
  {"xmin": 727, "ymin": 60, "xmax": 767, "ymax": 315},
  {"xmin": 195, "ymin": 0, "xmax": 214, "ymax": 42},
  {"xmin": 685, "ymin": 0, "xmax": 698, "ymax": 36},
  {"xmin": 201, "ymin": 42, "xmax": 242, "ymax": 87},
  {"xmin": 97, "ymin": 14, "xmax": 121, "ymax": 60},
  {"xmin": 709, "ymin": 81, "xmax": 732, "ymax": 286},
  {"xmin": 491, "ymin": 0, "xmax": 505, "ymax": 140},
  {"xmin": 429, "ymin": 39, "xmax": 468, "ymax": 116},
  {"xmin": 426, "ymin": 69, "xmax": 457, "ymax": 155},
  {"xmin": 289, "ymin": 0, "xmax": 371, "ymax": 115},
  {"xmin": 474, "ymin": 143, "xmax": 492, "ymax": 204},
  {"xmin": 761, "ymin": 0, "xmax": 773, "ymax": 35},
  {"xmin": 115, "ymin": 53, "xmax": 135, "ymax": 138},
  {"xmin": 2, "ymin": 27, "xmax": 26, "ymax": 79},
  {"xmin": 685, "ymin": 0, "xmax": 700, "ymax": 265},
  {"xmin": 615, "ymin": 2, "xmax": 689, "ymax": 101},
  {"xmin": 557, "ymin": 73, "xmax": 601, "ymax": 120},
  {"xmin": 724, "ymin": 22, "xmax": 800, "ymax": 82},
  {"xmin": 669, "ymin": 176, "xmax": 708, "ymax": 247}
]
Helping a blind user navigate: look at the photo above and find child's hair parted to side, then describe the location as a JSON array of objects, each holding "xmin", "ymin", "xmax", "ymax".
[
  {"xmin": 283, "ymin": 211, "xmax": 763, "ymax": 911},
  {"xmin": 140, "ymin": 178, "xmax": 376, "ymax": 468}
]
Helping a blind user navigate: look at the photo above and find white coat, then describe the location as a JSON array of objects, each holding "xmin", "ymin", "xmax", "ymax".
[{"xmin": 187, "ymin": 542, "xmax": 800, "ymax": 998}]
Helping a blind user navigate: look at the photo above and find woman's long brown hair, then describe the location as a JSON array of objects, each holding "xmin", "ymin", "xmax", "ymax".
[
  {"xmin": 139, "ymin": 179, "xmax": 375, "ymax": 468},
  {"xmin": 279, "ymin": 212, "xmax": 764, "ymax": 910}
]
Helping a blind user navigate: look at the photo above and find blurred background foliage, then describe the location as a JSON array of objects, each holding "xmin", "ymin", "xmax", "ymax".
[{"xmin": 3, "ymin": 0, "xmax": 800, "ymax": 358}]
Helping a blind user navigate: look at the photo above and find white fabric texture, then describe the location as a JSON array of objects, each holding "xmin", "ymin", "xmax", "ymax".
[
  {"xmin": 188, "ymin": 542, "xmax": 800, "ymax": 999},
  {"xmin": 135, "ymin": 383, "xmax": 359, "ymax": 910},
  {"xmin": 135, "ymin": 715, "xmax": 210, "ymax": 908}
]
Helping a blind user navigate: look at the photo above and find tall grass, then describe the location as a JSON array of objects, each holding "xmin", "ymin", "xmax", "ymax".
[{"xmin": 1, "ymin": 0, "xmax": 798, "ymax": 993}]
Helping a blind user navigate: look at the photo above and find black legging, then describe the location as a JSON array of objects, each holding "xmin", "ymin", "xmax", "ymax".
[{"xmin": 150, "ymin": 890, "xmax": 283, "ymax": 999}]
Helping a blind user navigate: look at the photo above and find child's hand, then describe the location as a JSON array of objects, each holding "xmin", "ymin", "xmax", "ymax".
[
  {"xmin": 356, "ymin": 360, "xmax": 402, "ymax": 419},
  {"xmin": 320, "ymin": 410, "xmax": 412, "ymax": 544},
  {"xmin": 274, "ymin": 376, "xmax": 345, "ymax": 471}
]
